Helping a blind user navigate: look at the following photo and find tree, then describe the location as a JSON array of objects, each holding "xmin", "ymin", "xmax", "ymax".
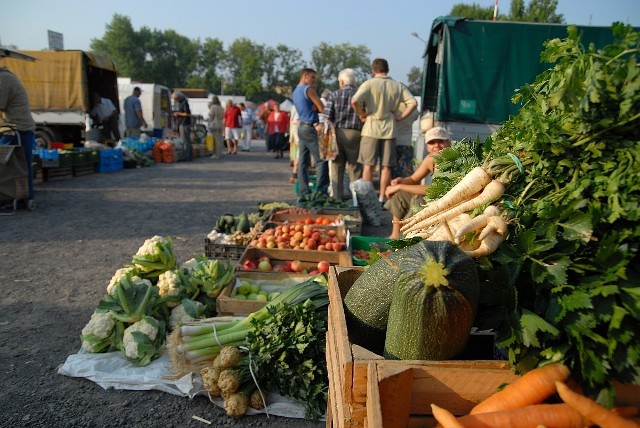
[
  {"xmin": 262, "ymin": 44, "xmax": 305, "ymax": 100},
  {"xmin": 450, "ymin": 2, "xmax": 495, "ymax": 20},
  {"xmin": 90, "ymin": 14, "xmax": 146, "ymax": 80},
  {"xmin": 509, "ymin": 0, "xmax": 564, "ymax": 23},
  {"xmin": 223, "ymin": 38, "xmax": 265, "ymax": 99},
  {"xmin": 194, "ymin": 37, "xmax": 225, "ymax": 94},
  {"xmin": 406, "ymin": 66, "xmax": 422, "ymax": 96},
  {"xmin": 141, "ymin": 28, "xmax": 200, "ymax": 89},
  {"xmin": 310, "ymin": 43, "xmax": 371, "ymax": 91}
]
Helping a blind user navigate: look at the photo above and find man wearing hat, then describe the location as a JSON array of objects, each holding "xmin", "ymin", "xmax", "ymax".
[
  {"xmin": 384, "ymin": 126, "xmax": 452, "ymax": 239},
  {"xmin": 123, "ymin": 86, "xmax": 147, "ymax": 137}
]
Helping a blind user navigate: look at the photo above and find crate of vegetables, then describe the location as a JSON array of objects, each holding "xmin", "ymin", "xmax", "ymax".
[
  {"xmin": 236, "ymin": 247, "xmax": 350, "ymax": 273},
  {"xmin": 349, "ymin": 236, "xmax": 392, "ymax": 266},
  {"xmin": 326, "ymin": 266, "xmax": 516, "ymax": 428},
  {"xmin": 216, "ymin": 271, "xmax": 317, "ymax": 316},
  {"xmin": 250, "ymin": 223, "xmax": 350, "ymax": 258}
]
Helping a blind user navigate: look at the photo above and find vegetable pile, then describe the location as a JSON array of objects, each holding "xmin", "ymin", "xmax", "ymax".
[
  {"xmin": 79, "ymin": 236, "xmax": 234, "ymax": 366},
  {"xmin": 406, "ymin": 24, "xmax": 639, "ymax": 406}
]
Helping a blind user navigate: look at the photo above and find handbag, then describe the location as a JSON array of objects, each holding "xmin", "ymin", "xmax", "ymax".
[{"xmin": 319, "ymin": 123, "xmax": 339, "ymax": 160}]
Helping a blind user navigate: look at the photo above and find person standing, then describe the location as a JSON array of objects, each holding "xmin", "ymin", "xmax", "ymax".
[
  {"xmin": 292, "ymin": 68, "xmax": 329, "ymax": 197},
  {"xmin": 90, "ymin": 92, "xmax": 121, "ymax": 143},
  {"xmin": 123, "ymin": 86, "xmax": 147, "ymax": 137},
  {"xmin": 0, "ymin": 66, "xmax": 36, "ymax": 202},
  {"xmin": 207, "ymin": 96, "xmax": 224, "ymax": 159},
  {"xmin": 351, "ymin": 58, "xmax": 417, "ymax": 206},
  {"xmin": 172, "ymin": 91, "xmax": 192, "ymax": 161},
  {"xmin": 323, "ymin": 68, "xmax": 363, "ymax": 200},
  {"xmin": 223, "ymin": 99, "xmax": 242, "ymax": 155},
  {"xmin": 392, "ymin": 97, "xmax": 420, "ymax": 179},
  {"xmin": 288, "ymin": 104, "xmax": 300, "ymax": 183},
  {"xmin": 260, "ymin": 105, "xmax": 272, "ymax": 150},
  {"xmin": 266, "ymin": 103, "xmax": 289, "ymax": 159},
  {"xmin": 239, "ymin": 102, "xmax": 254, "ymax": 152}
]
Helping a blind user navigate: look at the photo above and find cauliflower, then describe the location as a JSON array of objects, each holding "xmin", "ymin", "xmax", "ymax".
[
  {"xmin": 180, "ymin": 257, "xmax": 198, "ymax": 273},
  {"xmin": 157, "ymin": 270, "xmax": 182, "ymax": 307},
  {"xmin": 169, "ymin": 300, "xmax": 204, "ymax": 329},
  {"xmin": 106, "ymin": 267, "xmax": 136, "ymax": 294},
  {"xmin": 135, "ymin": 235, "xmax": 169, "ymax": 256},
  {"xmin": 80, "ymin": 311, "xmax": 116, "ymax": 353},
  {"xmin": 122, "ymin": 316, "xmax": 159, "ymax": 359}
]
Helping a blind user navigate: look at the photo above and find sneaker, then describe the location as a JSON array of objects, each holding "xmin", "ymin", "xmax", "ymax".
[{"xmin": 211, "ymin": 155, "xmax": 219, "ymax": 159}]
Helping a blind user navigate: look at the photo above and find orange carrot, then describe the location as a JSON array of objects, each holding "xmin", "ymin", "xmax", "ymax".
[
  {"xmin": 456, "ymin": 403, "xmax": 588, "ymax": 428},
  {"xmin": 431, "ymin": 403, "xmax": 466, "ymax": 428},
  {"xmin": 555, "ymin": 381, "xmax": 640, "ymax": 428},
  {"xmin": 612, "ymin": 406, "xmax": 640, "ymax": 418},
  {"xmin": 470, "ymin": 363, "xmax": 570, "ymax": 414}
]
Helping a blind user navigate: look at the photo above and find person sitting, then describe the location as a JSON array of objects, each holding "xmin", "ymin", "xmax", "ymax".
[{"xmin": 384, "ymin": 127, "xmax": 452, "ymax": 239}]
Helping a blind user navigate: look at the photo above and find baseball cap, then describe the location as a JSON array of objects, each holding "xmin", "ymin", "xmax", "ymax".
[
  {"xmin": 133, "ymin": 86, "xmax": 142, "ymax": 92},
  {"xmin": 424, "ymin": 126, "xmax": 450, "ymax": 144}
]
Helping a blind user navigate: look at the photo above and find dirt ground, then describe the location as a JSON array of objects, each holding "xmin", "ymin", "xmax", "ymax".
[{"xmin": 0, "ymin": 140, "xmax": 391, "ymax": 428}]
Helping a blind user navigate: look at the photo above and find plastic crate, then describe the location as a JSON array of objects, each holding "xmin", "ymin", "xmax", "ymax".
[
  {"xmin": 96, "ymin": 149, "xmax": 124, "ymax": 173},
  {"xmin": 349, "ymin": 235, "xmax": 392, "ymax": 266},
  {"xmin": 294, "ymin": 174, "xmax": 317, "ymax": 195},
  {"xmin": 204, "ymin": 238, "xmax": 245, "ymax": 261}
]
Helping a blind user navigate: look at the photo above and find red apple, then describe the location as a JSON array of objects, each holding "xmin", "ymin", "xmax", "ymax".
[
  {"xmin": 317, "ymin": 260, "xmax": 330, "ymax": 273},
  {"xmin": 290, "ymin": 260, "xmax": 303, "ymax": 273},
  {"xmin": 242, "ymin": 259, "xmax": 257, "ymax": 270},
  {"xmin": 332, "ymin": 242, "xmax": 343, "ymax": 251},
  {"xmin": 309, "ymin": 269, "xmax": 320, "ymax": 275}
]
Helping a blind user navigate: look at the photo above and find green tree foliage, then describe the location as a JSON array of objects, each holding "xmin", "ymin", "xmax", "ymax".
[
  {"xmin": 406, "ymin": 66, "xmax": 422, "ymax": 96},
  {"xmin": 310, "ymin": 42, "xmax": 371, "ymax": 91},
  {"xmin": 222, "ymin": 38, "xmax": 266, "ymax": 99},
  {"xmin": 262, "ymin": 44, "xmax": 305, "ymax": 101},
  {"xmin": 90, "ymin": 14, "xmax": 146, "ymax": 79},
  {"xmin": 509, "ymin": 0, "xmax": 565, "ymax": 23},
  {"xmin": 450, "ymin": 2, "xmax": 495, "ymax": 20}
]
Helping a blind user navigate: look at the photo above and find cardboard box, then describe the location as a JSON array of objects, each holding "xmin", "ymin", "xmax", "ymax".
[
  {"xmin": 216, "ymin": 271, "xmax": 316, "ymax": 316},
  {"xmin": 326, "ymin": 266, "xmax": 517, "ymax": 428}
]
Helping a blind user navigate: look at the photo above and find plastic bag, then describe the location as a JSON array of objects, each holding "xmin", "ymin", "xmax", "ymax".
[
  {"xmin": 349, "ymin": 179, "xmax": 381, "ymax": 226},
  {"xmin": 319, "ymin": 124, "xmax": 338, "ymax": 160}
]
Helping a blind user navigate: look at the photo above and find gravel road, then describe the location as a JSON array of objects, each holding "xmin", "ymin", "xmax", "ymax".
[{"xmin": 0, "ymin": 140, "xmax": 390, "ymax": 428}]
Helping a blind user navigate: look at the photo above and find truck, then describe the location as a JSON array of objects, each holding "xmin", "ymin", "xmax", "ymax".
[
  {"xmin": 0, "ymin": 50, "xmax": 119, "ymax": 147},
  {"xmin": 117, "ymin": 77, "xmax": 172, "ymax": 138},
  {"xmin": 418, "ymin": 17, "xmax": 624, "ymax": 142}
]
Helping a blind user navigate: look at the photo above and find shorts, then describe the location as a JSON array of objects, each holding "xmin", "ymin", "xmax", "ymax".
[
  {"xmin": 358, "ymin": 136, "xmax": 396, "ymax": 167},
  {"xmin": 225, "ymin": 127, "xmax": 240, "ymax": 140},
  {"xmin": 385, "ymin": 191, "xmax": 422, "ymax": 220}
]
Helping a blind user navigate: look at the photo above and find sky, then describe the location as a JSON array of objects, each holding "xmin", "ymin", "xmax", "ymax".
[{"xmin": 1, "ymin": 0, "xmax": 638, "ymax": 87}]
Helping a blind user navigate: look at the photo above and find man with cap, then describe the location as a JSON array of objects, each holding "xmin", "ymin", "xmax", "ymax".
[
  {"xmin": 383, "ymin": 126, "xmax": 452, "ymax": 239},
  {"xmin": 123, "ymin": 86, "xmax": 147, "ymax": 137}
]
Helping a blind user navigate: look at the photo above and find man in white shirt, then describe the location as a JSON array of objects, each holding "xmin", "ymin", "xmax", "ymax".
[{"xmin": 90, "ymin": 92, "xmax": 120, "ymax": 142}]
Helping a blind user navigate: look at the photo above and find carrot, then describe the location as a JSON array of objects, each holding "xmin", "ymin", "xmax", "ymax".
[
  {"xmin": 612, "ymin": 406, "xmax": 640, "ymax": 418},
  {"xmin": 555, "ymin": 381, "xmax": 640, "ymax": 428},
  {"xmin": 470, "ymin": 363, "xmax": 570, "ymax": 414},
  {"xmin": 401, "ymin": 166, "xmax": 492, "ymax": 229},
  {"xmin": 431, "ymin": 403, "xmax": 466, "ymax": 428},
  {"xmin": 402, "ymin": 180, "xmax": 506, "ymax": 235},
  {"xmin": 456, "ymin": 403, "xmax": 588, "ymax": 428}
]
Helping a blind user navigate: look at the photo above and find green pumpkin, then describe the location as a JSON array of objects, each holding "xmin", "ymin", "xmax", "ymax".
[{"xmin": 383, "ymin": 241, "xmax": 479, "ymax": 360}]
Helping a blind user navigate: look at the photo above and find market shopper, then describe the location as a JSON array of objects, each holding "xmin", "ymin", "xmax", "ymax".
[
  {"xmin": 0, "ymin": 65, "xmax": 36, "ymax": 202},
  {"xmin": 223, "ymin": 99, "xmax": 242, "ymax": 155},
  {"xmin": 239, "ymin": 102, "xmax": 254, "ymax": 152},
  {"xmin": 266, "ymin": 103, "xmax": 289, "ymax": 159},
  {"xmin": 207, "ymin": 96, "xmax": 224, "ymax": 159},
  {"xmin": 323, "ymin": 68, "xmax": 363, "ymax": 200},
  {"xmin": 90, "ymin": 92, "xmax": 121, "ymax": 143},
  {"xmin": 123, "ymin": 86, "xmax": 147, "ymax": 137},
  {"xmin": 292, "ymin": 68, "xmax": 329, "ymax": 197},
  {"xmin": 384, "ymin": 126, "xmax": 451, "ymax": 239},
  {"xmin": 172, "ymin": 91, "xmax": 193, "ymax": 161},
  {"xmin": 351, "ymin": 58, "xmax": 417, "ymax": 206}
]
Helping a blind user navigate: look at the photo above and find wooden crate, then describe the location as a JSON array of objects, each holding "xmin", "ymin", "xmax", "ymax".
[
  {"xmin": 326, "ymin": 266, "xmax": 516, "ymax": 428},
  {"xmin": 236, "ymin": 247, "xmax": 352, "ymax": 273},
  {"xmin": 327, "ymin": 267, "xmax": 640, "ymax": 428},
  {"xmin": 216, "ymin": 271, "xmax": 316, "ymax": 316}
]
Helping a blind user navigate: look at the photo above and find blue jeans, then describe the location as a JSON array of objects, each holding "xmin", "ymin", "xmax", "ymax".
[
  {"xmin": 0, "ymin": 130, "xmax": 35, "ymax": 200},
  {"xmin": 297, "ymin": 124, "xmax": 329, "ymax": 196}
]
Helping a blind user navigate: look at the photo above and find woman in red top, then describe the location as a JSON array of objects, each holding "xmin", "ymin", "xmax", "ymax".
[
  {"xmin": 223, "ymin": 100, "xmax": 242, "ymax": 154},
  {"xmin": 266, "ymin": 103, "xmax": 289, "ymax": 158}
]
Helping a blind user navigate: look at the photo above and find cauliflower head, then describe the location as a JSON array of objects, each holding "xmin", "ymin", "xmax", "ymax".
[
  {"xmin": 123, "ymin": 316, "xmax": 159, "ymax": 359},
  {"xmin": 80, "ymin": 311, "xmax": 116, "ymax": 353},
  {"xmin": 106, "ymin": 267, "xmax": 137, "ymax": 294},
  {"xmin": 136, "ymin": 235, "xmax": 169, "ymax": 256},
  {"xmin": 157, "ymin": 270, "xmax": 182, "ymax": 307}
]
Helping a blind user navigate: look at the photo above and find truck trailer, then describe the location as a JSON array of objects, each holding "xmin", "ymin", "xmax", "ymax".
[
  {"xmin": 419, "ymin": 17, "xmax": 624, "ymax": 141},
  {"xmin": 117, "ymin": 78, "xmax": 173, "ymax": 138},
  {"xmin": 0, "ymin": 50, "xmax": 119, "ymax": 147}
]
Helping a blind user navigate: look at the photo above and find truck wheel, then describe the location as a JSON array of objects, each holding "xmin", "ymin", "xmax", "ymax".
[{"xmin": 35, "ymin": 128, "xmax": 56, "ymax": 149}]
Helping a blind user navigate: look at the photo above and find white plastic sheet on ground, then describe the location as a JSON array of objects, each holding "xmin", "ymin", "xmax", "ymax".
[{"xmin": 57, "ymin": 351, "xmax": 313, "ymax": 419}]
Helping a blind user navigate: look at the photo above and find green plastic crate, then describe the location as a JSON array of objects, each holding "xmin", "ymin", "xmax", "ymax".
[{"xmin": 349, "ymin": 235, "xmax": 392, "ymax": 266}]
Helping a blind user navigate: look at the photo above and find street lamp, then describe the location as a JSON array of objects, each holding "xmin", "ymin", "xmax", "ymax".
[{"xmin": 410, "ymin": 31, "xmax": 427, "ymax": 45}]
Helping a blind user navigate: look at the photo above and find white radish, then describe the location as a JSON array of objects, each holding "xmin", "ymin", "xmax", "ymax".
[
  {"xmin": 402, "ymin": 180, "xmax": 506, "ymax": 235},
  {"xmin": 453, "ymin": 206, "xmax": 501, "ymax": 244},
  {"xmin": 477, "ymin": 215, "xmax": 509, "ymax": 241},
  {"xmin": 463, "ymin": 231, "xmax": 506, "ymax": 258},
  {"xmin": 400, "ymin": 166, "xmax": 492, "ymax": 229}
]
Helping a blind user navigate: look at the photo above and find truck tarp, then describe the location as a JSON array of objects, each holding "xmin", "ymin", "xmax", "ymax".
[
  {"xmin": 0, "ymin": 50, "xmax": 118, "ymax": 112},
  {"xmin": 420, "ymin": 17, "xmax": 618, "ymax": 124}
]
